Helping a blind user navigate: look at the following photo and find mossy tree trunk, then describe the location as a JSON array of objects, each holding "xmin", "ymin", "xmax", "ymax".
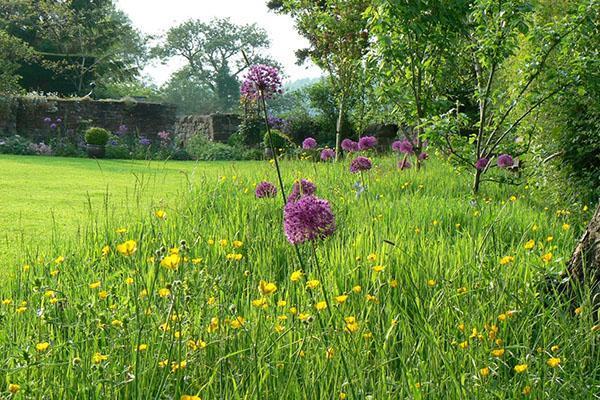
[{"xmin": 562, "ymin": 203, "xmax": 600, "ymax": 315}]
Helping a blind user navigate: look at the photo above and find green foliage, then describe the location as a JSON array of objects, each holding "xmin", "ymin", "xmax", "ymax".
[
  {"xmin": 231, "ymin": 116, "xmax": 266, "ymax": 147},
  {"xmin": 84, "ymin": 127, "xmax": 110, "ymax": 146},
  {"xmin": 0, "ymin": 29, "xmax": 33, "ymax": 93},
  {"xmin": 186, "ymin": 134, "xmax": 246, "ymax": 161},
  {"xmin": 0, "ymin": 134, "xmax": 34, "ymax": 155},
  {"xmin": 0, "ymin": 0, "xmax": 147, "ymax": 95},
  {"xmin": 0, "ymin": 155, "xmax": 596, "ymax": 398},
  {"xmin": 155, "ymin": 18, "xmax": 274, "ymax": 112},
  {"xmin": 263, "ymin": 129, "xmax": 295, "ymax": 153}
]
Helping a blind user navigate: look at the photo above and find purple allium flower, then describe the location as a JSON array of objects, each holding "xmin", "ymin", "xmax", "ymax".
[
  {"xmin": 288, "ymin": 179, "xmax": 317, "ymax": 202},
  {"xmin": 56, "ymin": 118, "xmax": 62, "ymax": 123},
  {"xmin": 497, "ymin": 154, "xmax": 514, "ymax": 168},
  {"xmin": 240, "ymin": 64, "xmax": 283, "ymax": 100},
  {"xmin": 116, "ymin": 124, "xmax": 128, "ymax": 136},
  {"xmin": 392, "ymin": 139, "xmax": 414, "ymax": 154},
  {"xmin": 418, "ymin": 152, "xmax": 429, "ymax": 160},
  {"xmin": 43, "ymin": 117, "xmax": 51, "ymax": 124},
  {"xmin": 283, "ymin": 195, "xmax": 336, "ymax": 245},
  {"xmin": 50, "ymin": 123, "xmax": 57, "ymax": 130},
  {"xmin": 358, "ymin": 136, "xmax": 377, "ymax": 150},
  {"xmin": 267, "ymin": 116, "xmax": 285, "ymax": 130},
  {"xmin": 341, "ymin": 138, "xmax": 359, "ymax": 152},
  {"xmin": 302, "ymin": 137, "xmax": 317, "ymax": 150},
  {"xmin": 350, "ymin": 156, "xmax": 372, "ymax": 173},
  {"xmin": 475, "ymin": 157, "xmax": 489, "ymax": 170},
  {"xmin": 320, "ymin": 148, "xmax": 335, "ymax": 161},
  {"xmin": 255, "ymin": 181, "xmax": 278, "ymax": 198},
  {"xmin": 139, "ymin": 136, "xmax": 151, "ymax": 146},
  {"xmin": 398, "ymin": 159, "xmax": 412, "ymax": 170},
  {"xmin": 158, "ymin": 131, "xmax": 171, "ymax": 141}
]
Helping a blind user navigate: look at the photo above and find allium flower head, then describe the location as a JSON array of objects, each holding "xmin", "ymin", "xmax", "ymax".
[
  {"xmin": 56, "ymin": 118, "xmax": 62, "ymax": 123},
  {"xmin": 320, "ymin": 148, "xmax": 335, "ymax": 161},
  {"xmin": 497, "ymin": 154, "xmax": 514, "ymax": 168},
  {"xmin": 358, "ymin": 136, "xmax": 377, "ymax": 150},
  {"xmin": 240, "ymin": 64, "xmax": 283, "ymax": 100},
  {"xmin": 255, "ymin": 181, "xmax": 278, "ymax": 198},
  {"xmin": 158, "ymin": 131, "xmax": 170, "ymax": 141},
  {"xmin": 50, "ymin": 123, "xmax": 57, "ymax": 130},
  {"xmin": 341, "ymin": 138, "xmax": 359, "ymax": 152},
  {"xmin": 350, "ymin": 156, "xmax": 372, "ymax": 173},
  {"xmin": 288, "ymin": 179, "xmax": 317, "ymax": 202},
  {"xmin": 116, "ymin": 124, "xmax": 128, "ymax": 136},
  {"xmin": 398, "ymin": 159, "xmax": 412, "ymax": 170},
  {"xmin": 392, "ymin": 139, "xmax": 413, "ymax": 154},
  {"xmin": 418, "ymin": 152, "xmax": 429, "ymax": 160},
  {"xmin": 284, "ymin": 195, "xmax": 336, "ymax": 245},
  {"xmin": 475, "ymin": 157, "xmax": 489, "ymax": 170},
  {"xmin": 302, "ymin": 137, "xmax": 317, "ymax": 150},
  {"xmin": 267, "ymin": 116, "xmax": 286, "ymax": 130},
  {"xmin": 43, "ymin": 117, "xmax": 52, "ymax": 124},
  {"xmin": 139, "ymin": 136, "xmax": 151, "ymax": 146}
]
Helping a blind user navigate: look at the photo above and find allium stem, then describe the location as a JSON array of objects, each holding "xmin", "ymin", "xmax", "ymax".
[{"xmin": 259, "ymin": 92, "xmax": 287, "ymax": 206}]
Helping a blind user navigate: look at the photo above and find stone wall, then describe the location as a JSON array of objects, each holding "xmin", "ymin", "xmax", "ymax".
[
  {"xmin": 0, "ymin": 96, "xmax": 242, "ymax": 146},
  {"xmin": 0, "ymin": 96, "xmax": 177, "ymax": 142},
  {"xmin": 174, "ymin": 113, "xmax": 241, "ymax": 145}
]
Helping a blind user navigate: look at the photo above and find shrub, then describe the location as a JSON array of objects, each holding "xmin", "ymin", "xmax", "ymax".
[
  {"xmin": 263, "ymin": 129, "xmax": 295, "ymax": 153},
  {"xmin": 186, "ymin": 133, "xmax": 244, "ymax": 161},
  {"xmin": 0, "ymin": 135, "xmax": 35, "ymax": 155},
  {"xmin": 84, "ymin": 127, "xmax": 110, "ymax": 146}
]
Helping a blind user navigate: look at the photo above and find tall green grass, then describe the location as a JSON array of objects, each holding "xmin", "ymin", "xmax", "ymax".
[{"xmin": 0, "ymin": 154, "xmax": 597, "ymax": 399}]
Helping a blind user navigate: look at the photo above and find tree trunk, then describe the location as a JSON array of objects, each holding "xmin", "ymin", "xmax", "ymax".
[
  {"xmin": 473, "ymin": 169, "xmax": 482, "ymax": 193},
  {"xmin": 560, "ymin": 203, "xmax": 600, "ymax": 316}
]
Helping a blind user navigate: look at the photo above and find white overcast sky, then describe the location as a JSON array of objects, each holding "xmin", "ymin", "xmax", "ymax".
[{"xmin": 115, "ymin": 0, "xmax": 323, "ymax": 86}]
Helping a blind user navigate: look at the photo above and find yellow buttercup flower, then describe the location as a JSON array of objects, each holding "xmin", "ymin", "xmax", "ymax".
[
  {"xmin": 389, "ymin": 279, "xmax": 399, "ymax": 288},
  {"xmin": 335, "ymin": 294, "xmax": 348, "ymax": 304},
  {"xmin": 500, "ymin": 256, "xmax": 514, "ymax": 265},
  {"xmin": 115, "ymin": 227, "xmax": 127, "ymax": 234},
  {"xmin": 306, "ymin": 279, "xmax": 320, "ymax": 289},
  {"xmin": 562, "ymin": 223, "xmax": 570, "ymax": 231},
  {"xmin": 158, "ymin": 288, "xmax": 171, "ymax": 298},
  {"xmin": 491, "ymin": 348, "xmax": 505, "ymax": 357},
  {"xmin": 230, "ymin": 316, "xmax": 245, "ymax": 329},
  {"xmin": 161, "ymin": 254, "xmax": 181, "ymax": 270},
  {"xmin": 367, "ymin": 253, "xmax": 377, "ymax": 262},
  {"xmin": 314, "ymin": 301, "xmax": 327, "ymax": 311},
  {"xmin": 155, "ymin": 210, "xmax": 167, "ymax": 220},
  {"xmin": 514, "ymin": 364, "xmax": 528, "ymax": 373},
  {"xmin": 92, "ymin": 352, "xmax": 108, "ymax": 364},
  {"xmin": 541, "ymin": 252, "xmax": 553, "ymax": 263},
  {"xmin": 181, "ymin": 395, "xmax": 201, "ymax": 400},
  {"xmin": 547, "ymin": 357, "xmax": 561, "ymax": 368},
  {"xmin": 252, "ymin": 298, "xmax": 268, "ymax": 309},
  {"xmin": 372, "ymin": 265, "xmax": 385, "ymax": 273},
  {"xmin": 101, "ymin": 245, "xmax": 110, "ymax": 256},
  {"xmin": 116, "ymin": 240, "xmax": 137, "ymax": 256},
  {"xmin": 232, "ymin": 240, "xmax": 243, "ymax": 248},
  {"xmin": 89, "ymin": 281, "xmax": 101, "ymax": 289},
  {"xmin": 54, "ymin": 255, "xmax": 65, "ymax": 264},
  {"xmin": 344, "ymin": 316, "xmax": 359, "ymax": 333},
  {"xmin": 125, "ymin": 277, "xmax": 134, "ymax": 285},
  {"xmin": 427, "ymin": 279, "xmax": 437, "ymax": 287},
  {"xmin": 36, "ymin": 342, "xmax": 50, "ymax": 352},
  {"xmin": 290, "ymin": 270, "xmax": 304, "ymax": 282},
  {"xmin": 8, "ymin": 383, "xmax": 20, "ymax": 394},
  {"xmin": 258, "ymin": 280, "xmax": 277, "ymax": 296},
  {"xmin": 479, "ymin": 367, "xmax": 490, "ymax": 377},
  {"xmin": 111, "ymin": 319, "xmax": 123, "ymax": 328},
  {"xmin": 352, "ymin": 285, "xmax": 362, "ymax": 293},
  {"xmin": 524, "ymin": 240, "xmax": 535, "ymax": 250},
  {"xmin": 138, "ymin": 344, "xmax": 148, "ymax": 351}
]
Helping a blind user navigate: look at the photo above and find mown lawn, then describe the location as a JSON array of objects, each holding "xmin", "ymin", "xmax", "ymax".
[
  {"xmin": 0, "ymin": 153, "xmax": 597, "ymax": 399},
  {"xmin": 0, "ymin": 155, "xmax": 262, "ymax": 271}
]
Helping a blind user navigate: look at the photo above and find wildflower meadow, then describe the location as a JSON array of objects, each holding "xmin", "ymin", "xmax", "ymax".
[{"xmin": 0, "ymin": 151, "xmax": 598, "ymax": 399}]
